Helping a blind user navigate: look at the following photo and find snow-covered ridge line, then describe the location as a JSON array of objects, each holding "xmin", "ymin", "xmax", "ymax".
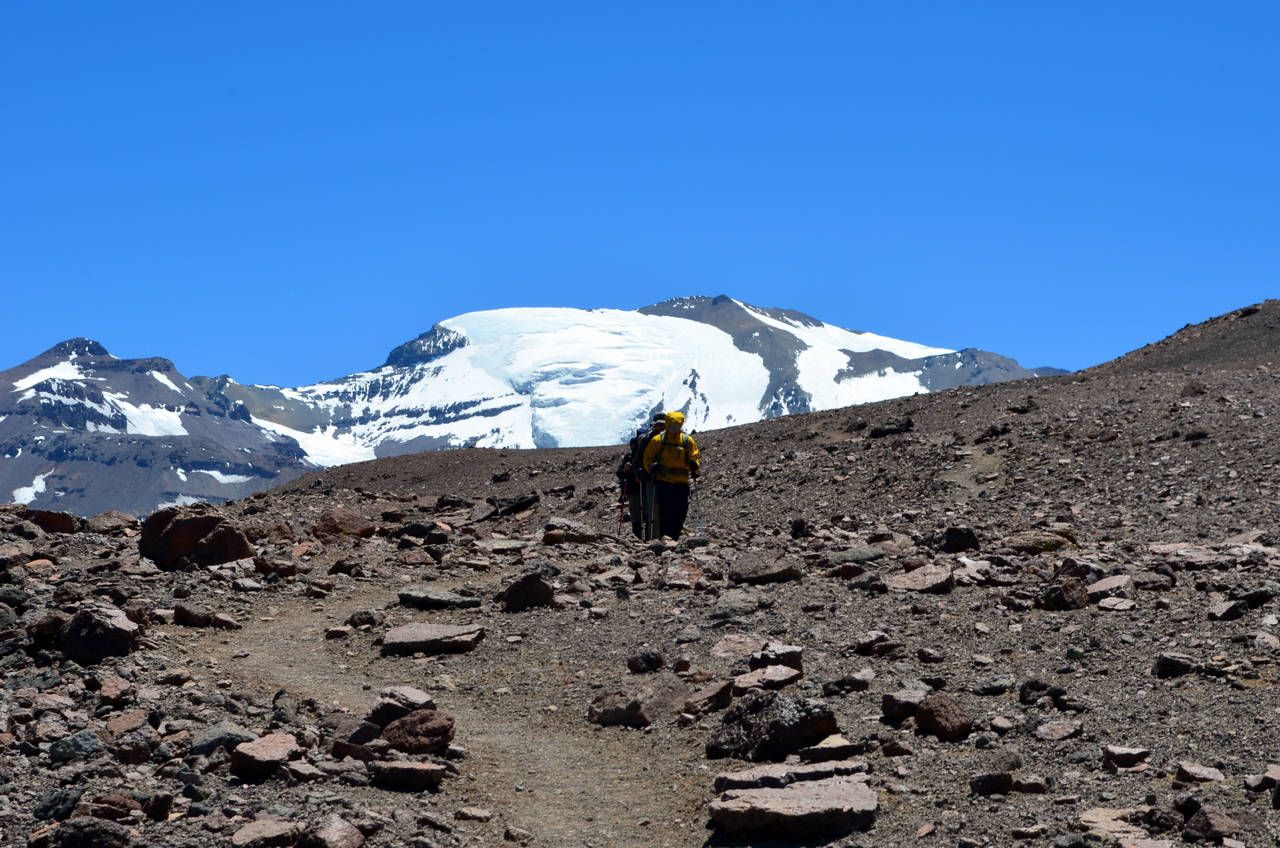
[{"xmin": 0, "ymin": 296, "xmax": 1052, "ymax": 516}]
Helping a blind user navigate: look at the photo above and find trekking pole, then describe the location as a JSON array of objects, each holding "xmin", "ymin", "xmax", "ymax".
[
  {"xmin": 617, "ymin": 481, "xmax": 627, "ymax": 537},
  {"xmin": 691, "ymin": 476, "xmax": 705, "ymax": 536}
]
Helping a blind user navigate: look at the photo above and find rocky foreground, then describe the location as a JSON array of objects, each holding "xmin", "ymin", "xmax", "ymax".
[{"xmin": 1, "ymin": 301, "xmax": 1279, "ymax": 848}]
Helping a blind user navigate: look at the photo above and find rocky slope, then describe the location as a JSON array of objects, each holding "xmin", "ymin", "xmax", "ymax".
[
  {"xmin": 0, "ymin": 300, "xmax": 1276, "ymax": 848},
  {"xmin": 1, "ymin": 296, "xmax": 1053, "ymax": 517}
]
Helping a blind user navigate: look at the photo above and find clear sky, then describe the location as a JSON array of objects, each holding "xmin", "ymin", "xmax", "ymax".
[{"xmin": 3, "ymin": 2, "xmax": 1277, "ymax": 386}]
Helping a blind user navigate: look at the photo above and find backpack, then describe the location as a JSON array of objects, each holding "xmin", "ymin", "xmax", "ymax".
[
  {"xmin": 630, "ymin": 429, "xmax": 654, "ymax": 482},
  {"xmin": 648, "ymin": 430, "xmax": 691, "ymax": 477}
]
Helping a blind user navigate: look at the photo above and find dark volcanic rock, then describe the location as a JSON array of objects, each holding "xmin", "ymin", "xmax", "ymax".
[
  {"xmin": 706, "ymin": 689, "xmax": 838, "ymax": 762},
  {"xmin": 61, "ymin": 605, "xmax": 139, "ymax": 663}
]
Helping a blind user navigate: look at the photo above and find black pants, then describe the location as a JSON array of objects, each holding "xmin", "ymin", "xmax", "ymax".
[{"xmin": 653, "ymin": 481, "xmax": 690, "ymax": 540}]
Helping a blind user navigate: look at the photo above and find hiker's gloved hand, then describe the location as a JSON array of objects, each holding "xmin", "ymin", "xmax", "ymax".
[{"xmin": 689, "ymin": 466, "xmax": 699, "ymax": 479}]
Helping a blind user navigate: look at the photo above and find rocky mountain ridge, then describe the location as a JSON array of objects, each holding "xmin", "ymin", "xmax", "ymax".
[
  {"xmin": 1, "ymin": 296, "xmax": 1055, "ymax": 517},
  {"xmin": 0, "ymin": 299, "xmax": 1277, "ymax": 847}
]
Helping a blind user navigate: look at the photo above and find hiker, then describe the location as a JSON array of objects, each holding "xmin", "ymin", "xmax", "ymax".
[
  {"xmin": 641, "ymin": 410, "xmax": 700, "ymax": 540},
  {"xmin": 615, "ymin": 433, "xmax": 641, "ymax": 537},
  {"xmin": 631, "ymin": 413, "xmax": 666, "ymax": 539}
]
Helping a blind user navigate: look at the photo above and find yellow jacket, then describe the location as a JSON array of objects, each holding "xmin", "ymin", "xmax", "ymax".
[{"xmin": 642, "ymin": 430, "xmax": 700, "ymax": 484}]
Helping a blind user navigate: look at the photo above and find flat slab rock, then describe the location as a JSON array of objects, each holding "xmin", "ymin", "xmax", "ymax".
[
  {"xmin": 709, "ymin": 776, "xmax": 878, "ymax": 838},
  {"xmin": 1079, "ymin": 807, "xmax": 1175, "ymax": 848},
  {"xmin": 381, "ymin": 623, "xmax": 485, "ymax": 655},
  {"xmin": 397, "ymin": 585, "xmax": 482, "ymax": 610},
  {"xmin": 733, "ymin": 664, "xmax": 802, "ymax": 695},
  {"xmin": 231, "ymin": 817, "xmax": 304, "ymax": 847},
  {"xmin": 889, "ymin": 563, "xmax": 954, "ymax": 593},
  {"xmin": 714, "ymin": 759, "xmax": 869, "ymax": 792}
]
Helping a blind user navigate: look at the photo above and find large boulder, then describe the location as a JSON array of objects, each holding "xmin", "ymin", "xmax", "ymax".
[
  {"xmin": 706, "ymin": 690, "xmax": 838, "ymax": 762},
  {"xmin": 139, "ymin": 504, "xmax": 254, "ymax": 570},
  {"xmin": 587, "ymin": 673, "xmax": 690, "ymax": 728},
  {"xmin": 61, "ymin": 606, "xmax": 139, "ymax": 663},
  {"xmin": 312, "ymin": 507, "xmax": 376, "ymax": 539}
]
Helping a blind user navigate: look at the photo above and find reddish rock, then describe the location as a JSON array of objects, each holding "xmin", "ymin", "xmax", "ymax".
[
  {"xmin": 1086, "ymin": 574, "xmax": 1134, "ymax": 601},
  {"xmin": 1187, "ymin": 806, "xmax": 1241, "ymax": 842},
  {"xmin": 98, "ymin": 677, "xmax": 135, "ymax": 706},
  {"xmin": 684, "ymin": 681, "xmax": 734, "ymax": 715},
  {"xmin": 231, "ymin": 733, "xmax": 300, "ymax": 776},
  {"xmin": 297, "ymin": 814, "xmax": 365, "ymax": 848},
  {"xmin": 139, "ymin": 504, "xmax": 255, "ymax": 570},
  {"xmin": 173, "ymin": 603, "xmax": 213, "ymax": 627},
  {"xmin": 1103, "ymin": 745, "xmax": 1151, "ymax": 772},
  {"xmin": 915, "ymin": 694, "xmax": 973, "ymax": 741},
  {"xmin": 710, "ymin": 776, "xmax": 877, "ymax": 837},
  {"xmin": 382, "ymin": 709, "xmax": 455, "ymax": 754},
  {"xmin": 890, "ymin": 563, "xmax": 954, "ymax": 594},
  {"xmin": 86, "ymin": 510, "xmax": 139, "ymax": 535},
  {"xmin": 231, "ymin": 818, "xmax": 303, "ymax": 847},
  {"xmin": 312, "ymin": 507, "xmax": 376, "ymax": 539},
  {"xmin": 713, "ymin": 759, "xmax": 868, "ymax": 791},
  {"xmin": 1177, "ymin": 761, "xmax": 1225, "ymax": 783},
  {"xmin": 26, "ymin": 509, "xmax": 81, "ymax": 534},
  {"xmin": 381, "ymin": 622, "xmax": 485, "ymax": 655},
  {"xmin": 1035, "ymin": 720, "xmax": 1083, "ymax": 742},
  {"xmin": 732, "ymin": 665, "xmax": 802, "ymax": 695}
]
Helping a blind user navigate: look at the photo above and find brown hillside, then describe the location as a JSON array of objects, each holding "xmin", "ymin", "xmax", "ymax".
[{"xmin": 4, "ymin": 301, "xmax": 1280, "ymax": 847}]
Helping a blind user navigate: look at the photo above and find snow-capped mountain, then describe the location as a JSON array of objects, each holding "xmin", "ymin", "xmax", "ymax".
[{"xmin": 1, "ymin": 296, "xmax": 1059, "ymax": 516}]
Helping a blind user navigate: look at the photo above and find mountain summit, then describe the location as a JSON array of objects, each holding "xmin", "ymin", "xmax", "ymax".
[{"xmin": 1, "ymin": 296, "xmax": 1053, "ymax": 515}]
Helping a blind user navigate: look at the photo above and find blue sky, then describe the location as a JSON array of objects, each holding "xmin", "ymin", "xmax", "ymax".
[{"xmin": 3, "ymin": 2, "xmax": 1276, "ymax": 386}]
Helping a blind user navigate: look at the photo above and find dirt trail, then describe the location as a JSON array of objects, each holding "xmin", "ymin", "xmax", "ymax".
[{"xmin": 213, "ymin": 584, "xmax": 710, "ymax": 848}]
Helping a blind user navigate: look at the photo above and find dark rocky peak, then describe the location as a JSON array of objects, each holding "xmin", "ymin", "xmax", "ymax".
[
  {"xmin": 45, "ymin": 338, "xmax": 110, "ymax": 359},
  {"xmin": 384, "ymin": 324, "xmax": 470, "ymax": 368}
]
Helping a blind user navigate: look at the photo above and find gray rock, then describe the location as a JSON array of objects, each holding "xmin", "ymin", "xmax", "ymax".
[
  {"xmin": 369, "ymin": 760, "xmax": 449, "ymax": 791},
  {"xmin": 61, "ymin": 606, "xmax": 139, "ymax": 663},
  {"xmin": 881, "ymin": 689, "xmax": 928, "ymax": 722},
  {"xmin": 588, "ymin": 672, "xmax": 690, "ymax": 727},
  {"xmin": 398, "ymin": 584, "xmax": 482, "ymax": 610},
  {"xmin": 191, "ymin": 720, "xmax": 258, "ymax": 755},
  {"xmin": 49, "ymin": 729, "xmax": 106, "ymax": 762},
  {"xmin": 730, "ymin": 555, "xmax": 804, "ymax": 585}
]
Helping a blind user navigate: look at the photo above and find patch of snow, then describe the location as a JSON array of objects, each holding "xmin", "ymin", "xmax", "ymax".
[
  {"xmin": 85, "ymin": 422, "xmax": 122, "ymax": 434},
  {"xmin": 13, "ymin": 361, "xmax": 88, "ymax": 390},
  {"xmin": 254, "ymin": 418, "xmax": 378, "ymax": 467},
  {"xmin": 101, "ymin": 391, "xmax": 188, "ymax": 436},
  {"xmin": 175, "ymin": 468, "xmax": 188, "ymax": 482},
  {"xmin": 4, "ymin": 447, "xmax": 20, "ymax": 458},
  {"xmin": 13, "ymin": 471, "xmax": 52, "ymax": 505},
  {"xmin": 150, "ymin": 371, "xmax": 184, "ymax": 394},
  {"xmin": 155, "ymin": 495, "xmax": 203, "ymax": 510},
  {"xmin": 192, "ymin": 469, "xmax": 256, "ymax": 484}
]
